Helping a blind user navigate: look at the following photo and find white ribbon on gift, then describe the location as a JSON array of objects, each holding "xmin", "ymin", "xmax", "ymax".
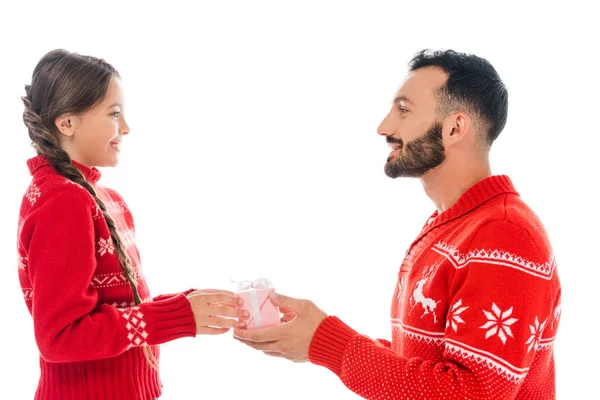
[
  {"xmin": 234, "ymin": 278, "xmax": 273, "ymax": 291},
  {"xmin": 232, "ymin": 278, "xmax": 274, "ymax": 329}
]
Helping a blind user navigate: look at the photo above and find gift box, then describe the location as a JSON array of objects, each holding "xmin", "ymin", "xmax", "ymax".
[{"xmin": 235, "ymin": 278, "xmax": 281, "ymax": 330}]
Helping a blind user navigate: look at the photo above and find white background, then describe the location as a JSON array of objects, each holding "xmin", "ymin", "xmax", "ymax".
[{"xmin": 0, "ymin": 1, "xmax": 597, "ymax": 399}]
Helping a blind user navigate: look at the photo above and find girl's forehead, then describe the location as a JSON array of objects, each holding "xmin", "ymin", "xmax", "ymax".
[{"xmin": 102, "ymin": 78, "xmax": 125, "ymax": 106}]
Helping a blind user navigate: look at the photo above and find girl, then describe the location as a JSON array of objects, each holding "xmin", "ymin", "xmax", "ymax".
[{"xmin": 17, "ymin": 49, "xmax": 247, "ymax": 400}]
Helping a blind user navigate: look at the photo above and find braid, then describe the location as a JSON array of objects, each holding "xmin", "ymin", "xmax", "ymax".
[
  {"xmin": 22, "ymin": 90, "xmax": 159, "ymax": 368},
  {"xmin": 23, "ymin": 50, "xmax": 159, "ymax": 370},
  {"xmin": 22, "ymin": 91, "xmax": 142, "ymax": 305}
]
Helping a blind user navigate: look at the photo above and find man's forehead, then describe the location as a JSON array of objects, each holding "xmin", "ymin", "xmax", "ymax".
[{"xmin": 394, "ymin": 67, "xmax": 448, "ymax": 104}]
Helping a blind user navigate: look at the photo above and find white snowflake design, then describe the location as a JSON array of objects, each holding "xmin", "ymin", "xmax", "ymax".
[
  {"xmin": 397, "ymin": 276, "xmax": 407, "ymax": 300},
  {"xmin": 25, "ymin": 184, "xmax": 41, "ymax": 206},
  {"xmin": 480, "ymin": 303, "xmax": 518, "ymax": 345},
  {"xmin": 525, "ymin": 317, "xmax": 547, "ymax": 353},
  {"xmin": 446, "ymin": 299, "xmax": 469, "ymax": 332},
  {"xmin": 97, "ymin": 237, "xmax": 114, "ymax": 256},
  {"xmin": 92, "ymin": 204, "xmax": 103, "ymax": 220},
  {"xmin": 18, "ymin": 216, "xmax": 25, "ymax": 236},
  {"xmin": 551, "ymin": 304, "xmax": 561, "ymax": 330},
  {"xmin": 18, "ymin": 254, "xmax": 28, "ymax": 271},
  {"xmin": 23, "ymin": 288, "xmax": 33, "ymax": 301}
]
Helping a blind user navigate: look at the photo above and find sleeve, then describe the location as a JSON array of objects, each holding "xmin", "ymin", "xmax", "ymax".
[
  {"xmin": 26, "ymin": 186, "xmax": 197, "ymax": 363},
  {"xmin": 309, "ymin": 219, "xmax": 557, "ymax": 400},
  {"xmin": 153, "ymin": 289, "xmax": 196, "ymax": 302}
]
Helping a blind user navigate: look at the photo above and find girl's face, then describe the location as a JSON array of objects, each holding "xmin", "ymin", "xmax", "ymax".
[{"xmin": 56, "ymin": 77, "xmax": 130, "ymax": 168}]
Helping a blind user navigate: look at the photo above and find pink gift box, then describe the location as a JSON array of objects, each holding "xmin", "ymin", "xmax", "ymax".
[{"xmin": 237, "ymin": 288, "xmax": 281, "ymax": 330}]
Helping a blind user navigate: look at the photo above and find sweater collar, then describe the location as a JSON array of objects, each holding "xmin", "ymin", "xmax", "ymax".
[
  {"xmin": 27, "ymin": 155, "xmax": 102, "ymax": 184},
  {"xmin": 415, "ymin": 175, "xmax": 518, "ymax": 241}
]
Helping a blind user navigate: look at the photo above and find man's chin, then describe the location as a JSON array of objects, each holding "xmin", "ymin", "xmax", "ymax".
[
  {"xmin": 384, "ymin": 164, "xmax": 410, "ymax": 179},
  {"xmin": 384, "ymin": 163, "xmax": 433, "ymax": 179}
]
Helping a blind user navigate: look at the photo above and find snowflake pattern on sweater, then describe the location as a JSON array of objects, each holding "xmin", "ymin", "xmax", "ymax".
[
  {"xmin": 16, "ymin": 156, "xmax": 197, "ymax": 400},
  {"xmin": 309, "ymin": 175, "xmax": 561, "ymax": 400}
]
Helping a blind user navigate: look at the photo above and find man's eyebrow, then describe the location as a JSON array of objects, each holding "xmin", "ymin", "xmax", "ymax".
[{"xmin": 393, "ymin": 96, "xmax": 414, "ymax": 105}]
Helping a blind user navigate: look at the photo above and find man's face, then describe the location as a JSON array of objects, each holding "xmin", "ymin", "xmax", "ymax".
[{"xmin": 377, "ymin": 67, "xmax": 448, "ymax": 178}]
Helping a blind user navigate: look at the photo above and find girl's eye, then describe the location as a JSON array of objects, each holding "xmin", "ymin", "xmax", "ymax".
[
  {"xmin": 111, "ymin": 112, "xmax": 120, "ymax": 118},
  {"xmin": 398, "ymin": 107, "xmax": 409, "ymax": 114}
]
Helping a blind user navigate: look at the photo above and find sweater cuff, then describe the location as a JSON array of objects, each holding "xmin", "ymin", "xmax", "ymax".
[
  {"xmin": 309, "ymin": 316, "xmax": 358, "ymax": 376},
  {"xmin": 142, "ymin": 294, "xmax": 196, "ymax": 344},
  {"xmin": 152, "ymin": 288, "xmax": 197, "ymax": 302}
]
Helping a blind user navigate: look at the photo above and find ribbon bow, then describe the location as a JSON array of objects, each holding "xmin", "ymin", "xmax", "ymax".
[{"xmin": 232, "ymin": 278, "xmax": 273, "ymax": 291}]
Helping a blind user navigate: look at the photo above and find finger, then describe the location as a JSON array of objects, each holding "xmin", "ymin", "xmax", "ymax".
[
  {"xmin": 269, "ymin": 293, "xmax": 304, "ymax": 313},
  {"xmin": 197, "ymin": 326, "xmax": 230, "ymax": 335},
  {"xmin": 215, "ymin": 301, "xmax": 240, "ymax": 308},
  {"xmin": 206, "ymin": 316, "xmax": 245, "ymax": 329},
  {"xmin": 281, "ymin": 313, "xmax": 296, "ymax": 323},
  {"xmin": 232, "ymin": 324, "xmax": 286, "ymax": 342},
  {"xmin": 263, "ymin": 351, "xmax": 287, "ymax": 359},
  {"xmin": 196, "ymin": 288, "xmax": 237, "ymax": 296},
  {"xmin": 235, "ymin": 337, "xmax": 280, "ymax": 352},
  {"xmin": 187, "ymin": 289, "xmax": 237, "ymax": 299},
  {"xmin": 200, "ymin": 293, "xmax": 243, "ymax": 306},
  {"xmin": 207, "ymin": 305, "xmax": 248, "ymax": 319},
  {"xmin": 278, "ymin": 306, "xmax": 295, "ymax": 315}
]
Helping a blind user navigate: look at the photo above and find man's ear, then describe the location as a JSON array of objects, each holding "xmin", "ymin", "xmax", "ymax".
[{"xmin": 443, "ymin": 113, "xmax": 470, "ymax": 144}]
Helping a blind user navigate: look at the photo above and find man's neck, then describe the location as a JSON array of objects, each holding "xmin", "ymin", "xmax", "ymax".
[{"xmin": 420, "ymin": 155, "xmax": 492, "ymax": 213}]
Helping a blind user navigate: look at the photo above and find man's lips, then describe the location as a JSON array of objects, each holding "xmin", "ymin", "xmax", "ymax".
[{"xmin": 386, "ymin": 137, "xmax": 403, "ymax": 150}]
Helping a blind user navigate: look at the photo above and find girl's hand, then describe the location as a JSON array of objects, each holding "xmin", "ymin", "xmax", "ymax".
[{"xmin": 186, "ymin": 289, "xmax": 248, "ymax": 335}]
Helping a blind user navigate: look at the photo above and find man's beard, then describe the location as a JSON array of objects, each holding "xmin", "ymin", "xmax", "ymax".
[{"xmin": 384, "ymin": 121, "xmax": 446, "ymax": 178}]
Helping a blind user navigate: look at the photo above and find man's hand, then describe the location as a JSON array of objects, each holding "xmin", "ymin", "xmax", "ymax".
[{"xmin": 232, "ymin": 293, "xmax": 327, "ymax": 363}]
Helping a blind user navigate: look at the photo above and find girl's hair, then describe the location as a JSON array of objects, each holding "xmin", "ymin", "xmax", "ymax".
[{"xmin": 22, "ymin": 49, "xmax": 157, "ymax": 369}]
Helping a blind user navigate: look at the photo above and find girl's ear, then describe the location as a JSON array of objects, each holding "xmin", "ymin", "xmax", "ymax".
[{"xmin": 55, "ymin": 114, "xmax": 76, "ymax": 137}]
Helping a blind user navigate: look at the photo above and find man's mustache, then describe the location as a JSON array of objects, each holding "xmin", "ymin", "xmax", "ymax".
[{"xmin": 386, "ymin": 137, "xmax": 403, "ymax": 147}]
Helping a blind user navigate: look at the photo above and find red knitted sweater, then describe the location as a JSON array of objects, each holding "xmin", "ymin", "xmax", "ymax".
[
  {"xmin": 17, "ymin": 155, "xmax": 197, "ymax": 400},
  {"xmin": 309, "ymin": 175, "xmax": 561, "ymax": 399}
]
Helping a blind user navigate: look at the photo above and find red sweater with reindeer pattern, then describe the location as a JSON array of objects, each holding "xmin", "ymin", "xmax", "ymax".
[
  {"xmin": 17, "ymin": 155, "xmax": 197, "ymax": 400},
  {"xmin": 309, "ymin": 175, "xmax": 561, "ymax": 400}
]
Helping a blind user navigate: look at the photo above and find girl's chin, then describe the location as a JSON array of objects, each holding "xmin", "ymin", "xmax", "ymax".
[{"xmin": 99, "ymin": 156, "xmax": 120, "ymax": 168}]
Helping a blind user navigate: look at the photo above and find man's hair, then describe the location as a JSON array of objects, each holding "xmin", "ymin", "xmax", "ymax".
[{"xmin": 409, "ymin": 49, "xmax": 508, "ymax": 145}]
